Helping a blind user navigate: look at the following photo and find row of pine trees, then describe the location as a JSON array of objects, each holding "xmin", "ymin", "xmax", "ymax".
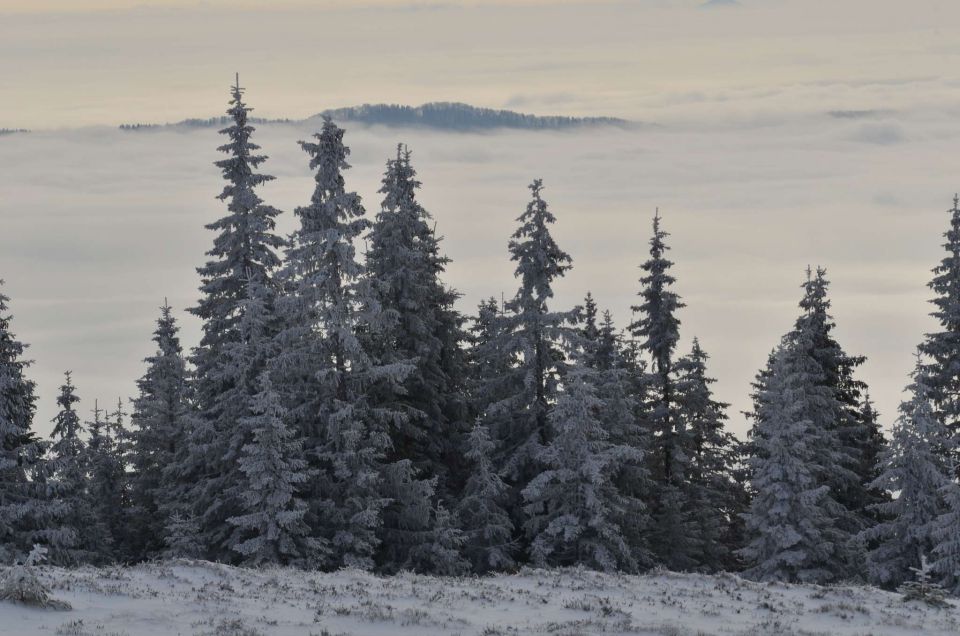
[{"xmin": 2, "ymin": 80, "xmax": 960, "ymax": 591}]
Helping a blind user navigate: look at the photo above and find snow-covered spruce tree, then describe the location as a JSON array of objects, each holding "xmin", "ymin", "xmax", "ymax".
[
  {"xmin": 794, "ymin": 268, "xmax": 880, "ymax": 550},
  {"xmin": 620, "ymin": 315, "xmax": 660, "ymax": 562},
  {"xmin": 127, "ymin": 301, "xmax": 195, "ymax": 560},
  {"xmin": 83, "ymin": 401, "xmax": 124, "ymax": 563},
  {"xmin": 316, "ymin": 400, "xmax": 392, "ymax": 571},
  {"xmin": 466, "ymin": 297, "xmax": 514, "ymax": 419},
  {"xmin": 270, "ymin": 117, "xmax": 388, "ymax": 569},
  {"xmin": 0, "ymin": 282, "xmax": 59, "ymax": 565},
  {"xmin": 215, "ymin": 276, "xmax": 318, "ymax": 563},
  {"xmin": 628, "ymin": 211, "xmax": 695, "ymax": 570},
  {"xmin": 174, "ymin": 276, "xmax": 282, "ymax": 562},
  {"xmin": 584, "ymin": 305, "xmax": 653, "ymax": 568},
  {"xmin": 673, "ymin": 338, "xmax": 744, "ymax": 572},
  {"xmin": 523, "ymin": 363, "xmax": 641, "ymax": 572},
  {"xmin": 365, "ymin": 144, "xmax": 468, "ymax": 491},
  {"xmin": 271, "ymin": 116, "xmax": 369, "ymax": 443},
  {"xmin": 268, "ymin": 117, "xmax": 417, "ymax": 571},
  {"xmin": 163, "ymin": 509, "xmax": 202, "ymax": 559},
  {"xmin": 921, "ymin": 194, "xmax": 960, "ymax": 473},
  {"xmin": 228, "ymin": 371, "xmax": 326, "ymax": 567},
  {"xmin": 375, "ymin": 439, "xmax": 468, "ymax": 573},
  {"xmin": 581, "ymin": 292, "xmax": 600, "ymax": 343},
  {"xmin": 932, "ymin": 479, "xmax": 960, "ymax": 594},
  {"xmin": 739, "ymin": 335, "xmax": 849, "ymax": 584},
  {"xmin": 862, "ymin": 357, "xmax": 954, "ymax": 589},
  {"xmin": 407, "ymin": 503, "xmax": 469, "ymax": 576},
  {"xmin": 900, "ymin": 554, "xmax": 950, "ymax": 607},
  {"xmin": 856, "ymin": 393, "xmax": 890, "ymax": 527},
  {"xmin": 376, "ymin": 458, "xmax": 441, "ymax": 573},
  {"xmin": 457, "ymin": 420, "xmax": 516, "ymax": 573},
  {"xmin": 161, "ymin": 407, "xmax": 215, "ymax": 559},
  {"xmin": 186, "ymin": 76, "xmax": 284, "ymax": 560},
  {"xmin": 475, "ymin": 179, "xmax": 577, "ymax": 550},
  {"xmin": 191, "ymin": 76, "xmax": 283, "ymax": 381},
  {"xmin": 44, "ymin": 373, "xmax": 97, "ymax": 565}
]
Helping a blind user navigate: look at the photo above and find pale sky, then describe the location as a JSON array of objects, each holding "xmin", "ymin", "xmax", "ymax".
[{"xmin": 3, "ymin": 0, "xmax": 960, "ymax": 436}]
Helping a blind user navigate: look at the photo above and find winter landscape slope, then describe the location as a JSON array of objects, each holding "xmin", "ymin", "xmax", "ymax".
[{"xmin": 1, "ymin": 561, "xmax": 958, "ymax": 636}]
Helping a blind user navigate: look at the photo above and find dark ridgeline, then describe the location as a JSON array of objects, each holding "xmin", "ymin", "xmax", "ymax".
[{"xmin": 118, "ymin": 101, "xmax": 633, "ymax": 132}]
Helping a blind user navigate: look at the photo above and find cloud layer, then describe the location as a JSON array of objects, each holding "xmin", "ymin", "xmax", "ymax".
[{"xmin": 1, "ymin": 104, "xmax": 956, "ymax": 437}]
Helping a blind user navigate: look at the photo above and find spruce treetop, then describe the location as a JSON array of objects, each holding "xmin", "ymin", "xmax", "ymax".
[
  {"xmin": 0, "ymin": 280, "xmax": 37, "ymax": 445},
  {"xmin": 192, "ymin": 76, "xmax": 284, "ymax": 359},
  {"xmin": 293, "ymin": 116, "xmax": 367, "ymax": 241},
  {"xmin": 630, "ymin": 211, "xmax": 684, "ymax": 375},
  {"xmin": 51, "ymin": 372, "xmax": 82, "ymax": 443},
  {"xmin": 927, "ymin": 194, "xmax": 960, "ymax": 334},
  {"xmin": 215, "ymin": 75, "xmax": 274, "ymax": 194},
  {"xmin": 920, "ymin": 193, "xmax": 960, "ymax": 451},
  {"xmin": 507, "ymin": 179, "xmax": 572, "ymax": 314},
  {"xmin": 582, "ymin": 292, "xmax": 599, "ymax": 342}
]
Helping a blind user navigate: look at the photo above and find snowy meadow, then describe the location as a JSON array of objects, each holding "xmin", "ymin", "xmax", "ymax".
[{"xmin": 3, "ymin": 560, "xmax": 960, "ymax": 635}]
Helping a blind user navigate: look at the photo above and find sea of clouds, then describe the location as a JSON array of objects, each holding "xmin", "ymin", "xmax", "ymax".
[{"xmin": 2, "ymin": 106, "xmax": 957, "ymax": 436}]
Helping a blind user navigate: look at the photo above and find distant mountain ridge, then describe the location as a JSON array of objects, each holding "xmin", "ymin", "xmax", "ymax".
[
  {"xmin": 319, "ymin": 102, "xmax": 631, "ymax": 130},
  {"xmin": 118, "ymin": 102, "xmax": 633, "ymax": 131}
]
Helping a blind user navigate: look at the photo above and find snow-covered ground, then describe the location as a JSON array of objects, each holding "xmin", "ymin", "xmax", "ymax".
[{"xmin": 1, "ymin": 560, "xmax": 959, "ymax": 635}]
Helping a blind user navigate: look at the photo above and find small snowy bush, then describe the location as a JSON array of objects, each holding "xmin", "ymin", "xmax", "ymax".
[
  {"xmin": 900, "ymin": 555, "xmax": 950, "ymax": 609},
  {"xmin": 0, "ymin": 545, "xmax": 71, "ymax": 610}
]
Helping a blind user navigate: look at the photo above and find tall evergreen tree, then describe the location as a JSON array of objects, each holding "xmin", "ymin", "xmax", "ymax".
[
  {"xmin": 45, "ymin": 373, "xmax": 96, "ymax": 565},
  {"xmin": 107, "ymin": 398, "xmax": 133, "ymax": 558},
  {"xmin": 474, "ymin": 179, "xmax": 577, "ymax": 545},
  {"xmin": 921, "ymin": 194, "xmax": 960, "ymax": 473},
  {"xmin": 629, "ymin": 212, "xmax": 684, "ymax": 482},
  {"xmin": 0, "ymin": 282, "xmax": 59, "ymax": 564},
  {"xmin": 186, "ymin": 76, "xmax": 284, "ymax": 559},
  {"xmin": 272, "ymin": 116, "xmax": 369, "ymax": 439},
  {"xmin": 745, "ymin": 268, "xmax": 874, "ymax": 579},
  {"xmin": 128, "ymin": 301, "xmax": 195, "ymax": 559},
  {"xmin": 740, "ymin": 336, "xmax": 848, "ymax": 583},
  {"xmin": 191, "ymin": 75, "xmax": 284, "ymax": 383},
  {"xmin": 269, "ymin": 116, "xmax": 391, "ymax": 569},
  {"xmin": 862, "ymin": 358, "xmax": 954, "ymax": 589},
  {"xmin": 628, "ymin": 212, "xmax": 693, "ymax": 569},
  {"xmin": 794, "ymin": 268, "xmax": 877, "ymax": 544},
  {"xmin": 365, "ymin": 144, "xmax": 468, "ymax": 490}
]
